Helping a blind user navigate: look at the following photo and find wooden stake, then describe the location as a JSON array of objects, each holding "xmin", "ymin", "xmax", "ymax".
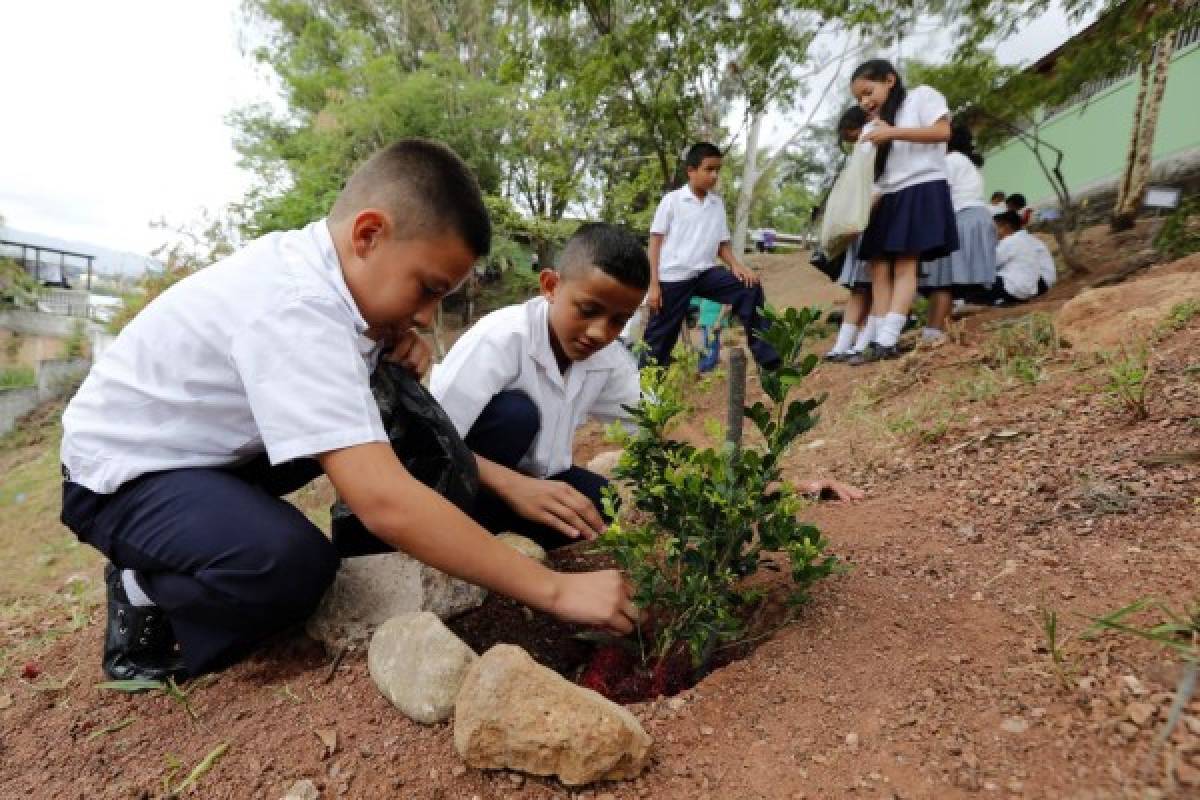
[{"xmin": 726, "ymin": 347, "xmax": 747, "ymax": 451}]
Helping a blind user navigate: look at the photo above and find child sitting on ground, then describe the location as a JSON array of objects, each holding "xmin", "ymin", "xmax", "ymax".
[
  {"xmin": 430, "ymin": 224, "xmax": 647, "ymax": 550},
  {"xmin": 59, "ymin": 140, "xmax": 637, "ymax": 683},
  {"xmin": 967, "ymin": 210, "xmax": 1054, "ymax": 305}
]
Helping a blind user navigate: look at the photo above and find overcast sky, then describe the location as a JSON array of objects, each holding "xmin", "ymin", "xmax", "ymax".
[{"xmin": 0, "ymin": 2, "xmax": 1084, "ymax": 258}]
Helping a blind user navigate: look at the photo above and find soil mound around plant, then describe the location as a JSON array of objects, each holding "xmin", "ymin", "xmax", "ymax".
[{"xmin": 1057, "ymin": 252, "xmax": 1200, "ymax": 350}]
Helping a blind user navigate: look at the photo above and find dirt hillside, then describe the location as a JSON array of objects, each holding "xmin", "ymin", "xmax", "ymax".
[{"xmin": 1, "ymin": 222, "xmax": 1198, "ymax": 799}]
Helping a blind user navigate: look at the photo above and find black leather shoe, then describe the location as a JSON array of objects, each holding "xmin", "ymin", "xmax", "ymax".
[
  {"xmin": 823, "ymin": 352, "xmax": 851, "ymax": 363},
  {"xmin": 102, "ymin": 565, "xmax": 186, "ymax": 683}
]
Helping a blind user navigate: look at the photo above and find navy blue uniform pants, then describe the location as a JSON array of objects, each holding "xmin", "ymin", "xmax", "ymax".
[
  {"xmin": 61, "ymin": 456, "xmax": 337, "ymax": 677},
  {"xmin": 641, "ymin": 266, "xmax": 779, "ymax": 368},
  {"xmin": 465, "ymin": 390, "xmax": 609, "ymax": 551}
]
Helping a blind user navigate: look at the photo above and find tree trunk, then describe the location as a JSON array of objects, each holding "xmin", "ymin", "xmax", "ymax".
[
  {"xmin": 1112, "ymin": 31, "xmax": 1177, "ymax": 231},
  {"xmin": 731, "ymin": 112, "xmax": 763, "ymax": 258}
]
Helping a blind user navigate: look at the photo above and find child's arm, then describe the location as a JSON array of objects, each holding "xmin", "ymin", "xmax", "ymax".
[
  {"xmin": 716, "ymin": 241, "xmax": 760, "ymax": 287},
  {"xmin": 475, "ymin": 454, "xmax": 606, "ymax": 540},
  {"xmin": 861, "ymin": 116, "xmax": 951, "ymax": 145},
  {"xmin": 647, "ymin": 233, "xmax": 665, "ymax": 312},
  {"xmin": 319, "ymin": 442, "xmax": 636, "ymax": 632}
]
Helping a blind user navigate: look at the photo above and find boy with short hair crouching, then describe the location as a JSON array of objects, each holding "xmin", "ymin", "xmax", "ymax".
[
  {"xmin": 430, "ymin": 223, "xmax": 648, "ymax": 551},
  {"xmin": 60, "ymin": 140, "xmax": 637, "ymax": 683}
]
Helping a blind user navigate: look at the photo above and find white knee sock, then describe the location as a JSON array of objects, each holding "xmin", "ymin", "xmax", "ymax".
[
  {"xmin": 830, "ymin": 322, "xmax": 859, "ymax": 354},
  {"xmin": 875, "ymin": 312, "xmax": 908, "ymax": 347},
  {"xmin": 121, "ymin": 569, "xmax": 155, "ymax": 607},
  {"xmin": 853, "ymin": 316, "xmax": 880, "ymax": 352},
  {"xmin": 921, "ymin": 327, "xmax": 946, "ymax": 342}
]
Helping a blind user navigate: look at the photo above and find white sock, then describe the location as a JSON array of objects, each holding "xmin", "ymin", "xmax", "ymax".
[
  {"xmin": 830, "ymin": 322, "xmax": 859, "ymax": 354},
  {"xmin": 121, "ymin": 569, "xmax": 155, "ymax": 607},
  {"xmin": 852, "ymin": 316, "xmax": 881, "ymax": 352},
  {"xmin": 876, "ymin": 312, "xmax": 908, "ymax": 347},
  {"xmin": 921, "ymin": 327, "xmax": 946, "ymax": 342}
]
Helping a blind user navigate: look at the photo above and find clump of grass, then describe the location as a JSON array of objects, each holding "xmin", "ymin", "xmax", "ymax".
[
  {"xmin": 983, "ymin": 313, "xmax": 1059, "ymax": 365},
  {"xmin": 1101, "ymin": 342, "xmax": 1151, "ymax": 420},
  {"xmin": 0, "ymin": 365, "xmax": 35, "ymax": 389},
  {"xmin": 1039, "ymin": 607, "xmax": 1078, "ymax": 691},
  {"xmin": 1160, "ymin": 299, "xmax": 1200, "ymax": 334}
]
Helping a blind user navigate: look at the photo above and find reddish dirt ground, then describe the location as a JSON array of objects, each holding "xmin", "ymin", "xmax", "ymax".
[{"xmin": 1, "ymin": 222, "xmax": 1198, "ymax": 799}]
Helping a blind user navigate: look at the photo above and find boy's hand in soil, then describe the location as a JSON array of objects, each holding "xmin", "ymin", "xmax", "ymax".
[
  {"xmin": 504, "ymin": 474, "xmax": 607, "ymax": 541},
  {"xmin": 552, "ymin": 570, "xmax": 638, "ymax": 635}
]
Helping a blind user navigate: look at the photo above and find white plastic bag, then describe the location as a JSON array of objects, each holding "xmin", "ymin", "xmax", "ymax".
[{"xmin": 819, "ymin": 141, "xmax": 874, "ymax": 257}]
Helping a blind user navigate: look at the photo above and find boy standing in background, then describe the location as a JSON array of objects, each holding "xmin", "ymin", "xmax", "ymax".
[{"xmin": 641, "ymin": 142, "xmax": 779, "ymax": 370}]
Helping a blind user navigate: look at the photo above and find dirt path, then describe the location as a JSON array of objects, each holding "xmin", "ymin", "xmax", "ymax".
[{"xmin": 1, "ymin": 224, "xmax": 1198, "ymax": 799}]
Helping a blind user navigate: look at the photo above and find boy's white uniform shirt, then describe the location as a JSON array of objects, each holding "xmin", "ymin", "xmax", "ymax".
[
  {"xmin": 429, "ymin": 296, "xmax": 639, "ymax": 479},
  {"xmin": 995, "ymin": 230, "xmax": 1046, "ymax": 300},
  {"xmin": 1032, "ymin": 235, "xmax": 1057, "ymax": 289},
  {"xmin": 61, "ymin": 219, "xmax": 387, "ymax": 494},
  {"xmin": 649, "ymin": 186, "xmax": 731, "ymax": 282},
  {"xmin": 874, "ymin": 84, "xmax": 951, "ymax": 195}
]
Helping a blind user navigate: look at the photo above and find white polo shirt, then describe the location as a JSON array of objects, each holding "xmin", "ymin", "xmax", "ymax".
[
  {"xmin": 649, "ymin": 186, "xmax": 731, "ymax": 282},
  {"xmin": 61, "ymin": 219, "xmax": 387, "ymax": 494},
  {"xmin": 429, "ymin": 297, "xmax": 638, "ymax": 478},
  {"xmin": 873, "ymin": 84, "xmax": 951, "ymax": 195},
  {"xmin": 996, "ymin": 230, "xmax": 1053, "ymax": 300}
]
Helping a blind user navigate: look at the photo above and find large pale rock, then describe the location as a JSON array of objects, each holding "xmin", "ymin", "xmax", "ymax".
[
  {"xmin": 454, "ymin": 644, "xmax": 652, "ymax": 786},
  {"xmin": 307, "ymin": 552, "xmax": 486, "ymax": 646},
  {"xmin": 368, "ymin": 612, "xmax": 477, "ymax": 724},
  {"xmin": 1057, "ymin": 256, "xmax": 1200, "ymax": 351},
  {"xmin": 495, "ymin": 533, "xmax": 547, "ymax": 563},
  {"xmin": 586, "ymin": 450, "xmax": 622, "ymax": 478},
  {"xmin": 280, "ymin": 779, "xmax": 319, "ymax": 800}
]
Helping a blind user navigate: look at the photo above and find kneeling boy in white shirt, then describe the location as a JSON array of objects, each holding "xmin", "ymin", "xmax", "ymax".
[
  {"xmin": 431, "ymin": 223, "xmax": 648, "ymax": 550},
  {"xmin": 60, "ymin": 140, "xmax": 638, "ymax": 683}
]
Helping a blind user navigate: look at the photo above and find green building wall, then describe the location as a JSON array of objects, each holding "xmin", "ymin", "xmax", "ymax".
[{"xmin": 981, "ymin": 40, "xmax": 1200, "ymax": 206}]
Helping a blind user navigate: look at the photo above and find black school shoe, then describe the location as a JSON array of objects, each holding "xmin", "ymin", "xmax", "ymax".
[
  {"xmin": 103, "ymin": 565, "xmax": 186, "ymax": 683},
  {"xmin": 848, "ymin": 343, "xmax": 902, "ymax": 366}
]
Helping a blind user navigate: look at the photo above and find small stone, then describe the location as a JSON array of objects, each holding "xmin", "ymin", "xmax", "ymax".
[
  {"xmin": 495, "ymin": 533, "xmax": 547, "ymax": 564},
  {"xmin": 700, "ymin": 726, "xmax": 715, "ymax": 736},
  {"xmin": 667, "ymin": 696, "xmax": 686, "ymax": 712},
  {"xmin": 452, "ymin": 765, "xmax": 467, "ymax": 778},
  {"xmin": 1127, "ymin": 702, "xmax": 1157, "ymax": 727},
  {"xmin": 1001, "ymin": 717, "xmax": 1029, "ymax": 734},
  {"xmin": 1121, "ymin": 675, "xmax": 1147, "ymax": 696},
  {"xmin": 845, "ymin": 732, "xmax": 860, "ymax": 750},
  {"xmin": 281, "ymin": 779, "xmax": 319, "ymax": 800},
  {"xmin": 308, "ymin": 552, "xmax": 487, "ymax": 645},
  {"xmin": 1185, "ymin": 715, "xmax": 1200, "ymax": 736},
  {"xmin": 509, "ymin": 773, "xmax": 525, "ymax": 787},
  {"xmin": 368, "ymin": 612, "xmax": 477, "ymax": 724},
  {"xmin": 1117, "ymin": 721, "xmax": 1139, "ymax": 738}
]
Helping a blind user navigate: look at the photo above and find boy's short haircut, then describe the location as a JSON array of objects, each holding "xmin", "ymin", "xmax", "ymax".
[
  {"xmin": 991, "ymin": 191, "xmax": 1006, "ymax": 201},
  {"xmin": 329, "ymin": 138, "xmax": 491, "ymax": 258},
  {"xmin": 685, "ymin": 142, "xmax": 724, "ymax": 169},
  {"xmin": 558, "ymin": 223, "xmax": 651, "ymax": 291},
  {"xmin": 1006, "ymin": 193, "xmax": 1027, "ymax": 209},
  {"xmin": 994, "ymin": 210, "xmax": 1022, "ymax": 230},
  {"xmin": 836, "ymin": 106, "xmax": 868, "ymax": 136}
]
